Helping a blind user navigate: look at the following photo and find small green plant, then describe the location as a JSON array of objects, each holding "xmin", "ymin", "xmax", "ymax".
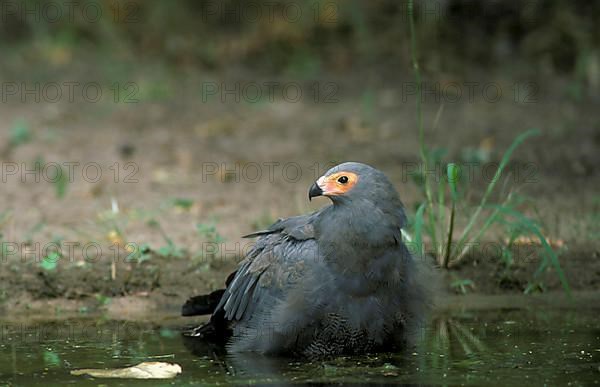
[
  {"xmin": 29, "ymin": 157, "xmax": 69, "ymax": 198},
  {"xmin": 450, "ymin": 278, "xmax": 475, "ymax": 295},
  {"xmin": 95, "ymin": 294, "xmax": 112, "ymax": 306},
  {"xmin": 196, "ymin": 221, "xmax": 225, "ymax": 244},
  {"xmin": 39, "ymin": 235, "xmax": 64, "ymax": 271},
  {"xmin": 406, "ymin": 0, "xmax": 569, "ymax": 295},
  {"xmin": 148, "ymin": 219, "xmax": 185, "ymax": 258},
  {"xmin": 40, "ymin": 251, "xmax": 60, "ymax": 271},
  {"xmin": 171, "ymin": 198, "xmax": 194, "ymax": 210},
  {"xmin": 194, "ymin": 220, "xmax": 225, "ymax": 261},
  {"xmin": 47, "ymin": 163, "xmax": 69, "ymax": 199},
  {"xmin": 9, "ymin": 119, "xmax": 31, "ymax": 147},
  {"xmin": 126, "ymin": 243, "xmax": 152, "ymax": 263}
]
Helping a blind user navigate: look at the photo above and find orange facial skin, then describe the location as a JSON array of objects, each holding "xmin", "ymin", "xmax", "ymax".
[{"xmin": 316, "ymin": 171, "xmax": 359, "ymax": 196}]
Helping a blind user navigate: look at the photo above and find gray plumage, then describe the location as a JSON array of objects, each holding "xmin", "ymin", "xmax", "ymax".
[{"xmin": 188, "ymin": 162, "xmax": 431, "ymax": 358}]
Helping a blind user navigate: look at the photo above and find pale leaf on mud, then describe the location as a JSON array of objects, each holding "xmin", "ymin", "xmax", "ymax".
[{"xmin": 70, "ymin": 361, "xmax": 182, "ymax": 379}]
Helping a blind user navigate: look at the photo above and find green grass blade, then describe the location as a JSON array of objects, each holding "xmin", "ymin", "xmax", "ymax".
[
  {"xmin": 414, "ymin": 203, "xmax": 426, "ymax": 258},
  {"xmin": 447, "ymin": 163, "xmax": 459, "ymax": 201},
  {"xmin": 408, "ymin": 0, "xmax": 437, "ymax": 258},
  {"xmin": 450, "ymin": 191, "xmax": 515, "ymax": 266},
  {"xmin": 452, "ymin": 129, "xmax": 540, "ymax": 259},
  {"xmin": 443, "ymin": 164, "xmax": 459, "ymax": 268},
  {"xmin": 490, "ymin": 205, "xmax": 571, "ymax": 296},
  {"xmin": 437, "ymin": 178, "xmax": 446, "ymax": 258}
]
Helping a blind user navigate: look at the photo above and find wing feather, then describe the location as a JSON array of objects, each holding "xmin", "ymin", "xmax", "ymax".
[
  {"xmin": 215, "ymin": 214, "xmax": 317, "ymax": 323},
  {"xmin": 236, "ymin": 275, "xmax": 259, "ymax": 320}
]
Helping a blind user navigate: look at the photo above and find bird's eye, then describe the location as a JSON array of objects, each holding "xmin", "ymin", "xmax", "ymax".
[{"xmin": 337, "ymin": 176, "xmax": 349, "ymax": 184}]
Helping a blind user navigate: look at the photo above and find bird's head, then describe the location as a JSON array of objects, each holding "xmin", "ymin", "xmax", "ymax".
[
  {"xmin": 309, "ymin": 162, "xmax": 401, "ymax": 206},
  {"xmin": 309, "ymin": 161, "xmax": 407, "ymax": 240}
]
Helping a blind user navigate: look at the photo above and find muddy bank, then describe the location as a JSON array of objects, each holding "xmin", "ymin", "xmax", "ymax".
[
  {"xmin": 2, "ymin": 287, "xmax": 599, "ymax": 326},
  {"xmin": 1, "ymin": 247, "xmax": 598, "ymax": 322}
]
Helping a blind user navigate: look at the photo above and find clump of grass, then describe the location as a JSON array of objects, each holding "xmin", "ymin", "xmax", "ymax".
[{"xmin": 405, "ymin": 0, "xmax": 570, "ymax": 295}]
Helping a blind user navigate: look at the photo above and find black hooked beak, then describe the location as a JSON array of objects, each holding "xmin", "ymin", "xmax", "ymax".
[{"xmin": 308, "ymin": 182, "xmax": 323, "ymax": 201}]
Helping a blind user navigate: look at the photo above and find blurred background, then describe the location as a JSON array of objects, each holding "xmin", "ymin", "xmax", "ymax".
[{"xmin": 0, "ymin": 0, "xmax": 599, "ymax": 315}]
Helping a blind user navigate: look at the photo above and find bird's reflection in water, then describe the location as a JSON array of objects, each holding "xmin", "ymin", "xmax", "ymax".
[
  {"xmin": 181, "ymin": 334, "xmax": 427, "ymax": 386},
  {"xmin": 182, "ymin": 334, "xmax": 301, "ymax": 384}
]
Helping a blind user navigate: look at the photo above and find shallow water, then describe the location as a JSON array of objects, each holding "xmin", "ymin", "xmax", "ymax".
[{"xmin": 0, "ymin": 308, "xmax": 598, "ymax": 385}]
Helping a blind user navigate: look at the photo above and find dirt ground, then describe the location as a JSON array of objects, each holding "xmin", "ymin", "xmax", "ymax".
[{"xmin": 0, "ymin": 59, "xmax": 599, "ymax": 318}]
